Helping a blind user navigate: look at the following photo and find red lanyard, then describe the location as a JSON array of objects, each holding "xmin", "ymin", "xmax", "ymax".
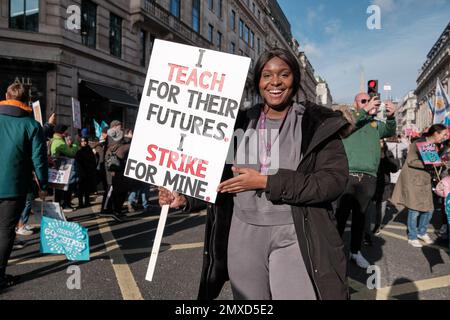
[{"xmin": 258, "ymin": 106, "xmax": 291, "ymax": 174}]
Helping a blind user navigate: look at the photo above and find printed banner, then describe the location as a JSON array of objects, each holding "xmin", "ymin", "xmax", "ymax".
[
  {"xmin": 40, "ymin": 216, "xmax": 89, "ymax": 261},
  {"xmin": 124, "ymin": 39, "xmax": 251, "ymax": 203},
  {"xmin": 416, "ymin": 141, "xmax": 442, "ymax": 165}
]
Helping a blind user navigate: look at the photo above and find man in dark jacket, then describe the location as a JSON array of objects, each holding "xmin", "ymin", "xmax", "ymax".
[
  {"xmin": 160, "ymin": 101, "xmax": 350, "ymax": 300},
  {"xmin": 0, "ymin": 83, "xmax": 48, "ymax": 291}
]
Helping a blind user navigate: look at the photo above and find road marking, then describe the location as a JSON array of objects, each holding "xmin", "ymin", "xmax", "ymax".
[
  {"xmin": 95, "ymin": 217, "xmax": 143, "ymax": 300},
  {"xmin": 383, "ymin": 224, "xmax": 436, "ymax": 233},
  {"xmin": 9, "ymin": 241, "xmax": 205, "ymax": 266},
  {"xmin": 380, "ymin": 230, "xmax": 448, "ymax": 253},
  {"xmin": 352, "ymin": 274, "xmax": 450, "ymax": 300}
]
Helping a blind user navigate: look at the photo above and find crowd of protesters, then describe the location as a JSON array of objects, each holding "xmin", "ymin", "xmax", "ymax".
[{"xmin": 1, "ymin": 48, "xmax": 450, "ymax": 300}]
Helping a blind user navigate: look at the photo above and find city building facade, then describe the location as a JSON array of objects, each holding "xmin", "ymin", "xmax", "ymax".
[
  {"xmin": 415, "ymin": 22, "xmax": 450, "ymax": 132},
  {"xmin": 0, "ymin": 0, "xmax": 318, "ymax": 132},
  {"xmin": 397, "ymin": 91, "xmax": 418, "ymax": 135},
  {"xmin": 315, "ymin": 75, "xmax": 332, "ymax": 108}
]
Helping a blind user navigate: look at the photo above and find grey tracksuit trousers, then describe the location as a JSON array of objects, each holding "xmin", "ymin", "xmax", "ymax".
[{"xmin": 227, "ymin": 215, "xmax": 316, "ymax": 300}]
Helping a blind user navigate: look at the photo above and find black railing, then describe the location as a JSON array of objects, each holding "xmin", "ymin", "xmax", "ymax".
[{"xmin": 142, "ymin": 0, "xmax": 211, "ymax": 48}]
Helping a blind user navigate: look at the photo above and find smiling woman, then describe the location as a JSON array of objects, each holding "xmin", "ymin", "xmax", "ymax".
[{"xmin": 159, "ymin": 48, "xmax": 351, "ymax": 300}]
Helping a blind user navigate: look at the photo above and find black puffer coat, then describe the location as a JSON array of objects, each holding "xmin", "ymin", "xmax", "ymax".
[{"xmin": 188, "ymin": 102, "xmax": 350, "ymax": 300}]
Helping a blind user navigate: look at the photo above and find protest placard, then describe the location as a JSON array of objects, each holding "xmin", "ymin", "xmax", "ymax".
[
  {"xmin": 72, "ymin": 97, "xmax": 81, "ymax": 129},
  {"xmin": 40, "ymin": 216, "xmax": 89, "ymax": 261},
  {"xmin": 124, "ymin": 39, "xmax": 250, "ymax": 281},
  {"xmin": 125, "ymin": 39, "xmax": 250, "ymax": 204},
  {"xmin": 32, "ymin": 200, "xmax": 66, "ymax": 222},
  {"xmin": 416, "ymin": 141, "xmax": 442, "ymax": 165},
  {"xmin": 32, "ymin": 101, "xmax": 43, "ymax": 126},
  {"xmin": 48, "ymin": 157, "xmax": 74, "ymax": 191}
]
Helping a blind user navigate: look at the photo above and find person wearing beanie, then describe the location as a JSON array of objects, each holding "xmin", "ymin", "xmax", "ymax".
[
  {"xmin": 100, "ymin": 127, "xmax": 135, "ymax": 222},
  {"xmin": 81, "ymin": 128, "xmax": 89, "ymax": 138}
]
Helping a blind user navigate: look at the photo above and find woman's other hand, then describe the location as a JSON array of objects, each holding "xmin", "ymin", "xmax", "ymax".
[{"xmin": 217, "ymin": 166, "xmax": 268, "ymax": 193}]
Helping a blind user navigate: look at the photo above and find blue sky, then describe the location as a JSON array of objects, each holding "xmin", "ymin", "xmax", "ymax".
[{"xmin": 277, "ymin": 0, "xmax": 450, "ymax": 104}]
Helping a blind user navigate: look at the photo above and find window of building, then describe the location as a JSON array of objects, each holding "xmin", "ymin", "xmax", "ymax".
[
  {"xmin": 230, "ymin": 10, "xmax": 236, "ymax": 31},
  {"xmin": 258, "ymin": 9, "xmax": 261, "ymax": 20},
  {"xmin": 192, "ymin": 0, "xmax": 200, "ymax": 32},
  {"xmin": 250, "ymin": 31, "xmax": 255, "ymax": 48},
  {"xmin": 9, "ymin": 0, "xmax": 39, "ymax": 32},
  {"xmin": 257, "ymin": 37, "xmax": 261, "ymax": 54},
  {"xmin": 217, "ymin": 31, "xmax": 222, "ymax": 50},
  {"xmin": 81, "ymin": 0, "xmax": 97, "ymax": 48},
  {"xmin": 244, "ymin": 24, "xmax": 249, "ymax": 44},
  {"xmin": 110, "ymin": 13, "xmax": 122, "ymax": 58},
  {"xmin": 218, "ymin": 0, "xmax": 222, "ymax": 18},
  {"xmin": 140, "ymin": 30, "xmax": 146, "ymax": 67},
  {"xmin": 170, "ymin": 0, "xmax": 180, "ymax": 18},
  {"xmin": 230, "ymin": 42, "xmax": 235, "ymax": 54},
  {"xmin": 239, "ymin": 19, "xmax": 244, "ymax": 39},
  {"xmin": 208, "ymin": 24, "xmax": 214, "ymax": 43},
  {"xmin": 208, "ymin": 0, "xmax": 214, "ymax": 11},
  {"xmin": 239, "ymin": 49, "xmax": 243, "ymax": 56},
  {"xmin": 252, "ymin": 3, "xmax": 255, "ymax": 13}
]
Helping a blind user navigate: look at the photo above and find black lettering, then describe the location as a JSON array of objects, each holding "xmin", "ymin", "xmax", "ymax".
[
  {"xmin": 125, "ymin": 159, "xmax": 137, "ymax": 176},
  {"xmin": 202, "ymin": 118, "xmax": 214, "ymax": 138},
  {"xmin": 196, "ymin": 49, "xmax": 206, "ymax": 68},
  {"xmin": 167, "ymin": 85, "xmax": 180, "ymax": 104},
  {"xmin": 177, "ymin": 133, "xmax": 187, "ymax": 152},
  {"xmin": 214, "ymin": 122, "xmax": 227, "ymax": 141},
  {"xmin": 225, "ymin": 99, "xmax": 238, "ymax": 119}
]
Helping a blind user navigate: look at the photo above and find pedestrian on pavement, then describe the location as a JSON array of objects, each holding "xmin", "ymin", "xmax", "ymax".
[
  {"xmin": 366, "ymin": 139, "xmax": 400, "ymax": 240},
  {"xmin": 0, "ymin": 83, "xmax": 48, "ymax": 291},
  {"xmin": 50, "ymin": 124, "xmax": 79, "ymax": 212},
  {"xmin": 335, "ymin": 93, "xmax": 397, "ymax": 269},
  {"xmin": 160, "ymin": 48, "xmax": 351, "ymax": 300},
  {"xmin": 391, "ymin": 124, "xmax": 449, "ymax": 248},
  {"xmin": 100, "ymin": 125, "xmax": 134, "ymax": 222},
  {"xmin": 75, "ymin": 137, "xmax": 97, "ymax": 208}
]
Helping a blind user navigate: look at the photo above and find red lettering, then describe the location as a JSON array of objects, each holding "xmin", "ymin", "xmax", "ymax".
[
  {"xmin": 184, "ymin": 156, "xmax": 197, "ymax": 176},
  {"xmin": 167, "ymin": 63, "xmax": 178, "ymax": 82},
  {"xmin": 168, "ymin": 151, "xmax": 179, "ymax": 170},
  {"xmin": 146, "ymin": 144, "xmax": 158, "ymax": 162},
  {"xmin": 158, "ymin": 147, "xmax": 170, "ymax": 166},
  {"xmin": 145, "ymin": 144, "xmax": 208, "ymax": 177},
  {"xmin": 196, "ymin": 160, "xmax": 209, "ymax": 178},
  {"xmin": 178, "ymin": 154, "xmax": 187, "ymax": 172},
  {"xmin": 176, "ymin": 66, "xmax": 189, "ymax": 84},
  {"xmin": 212, "ymin": 73, "xmax": 226, "ymax": 92},
  {"xmin": 185, "ymin": 68, "xmax": 198, "ymax": 87},
  {"xmin": 199, "ymin": 71, "xmax": 212, "ymax": 89}
]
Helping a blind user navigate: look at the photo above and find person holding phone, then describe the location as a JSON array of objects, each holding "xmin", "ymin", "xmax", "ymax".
[{"xmin": 335, "ymin": 91, "xmax": 397, "ymax": 269}]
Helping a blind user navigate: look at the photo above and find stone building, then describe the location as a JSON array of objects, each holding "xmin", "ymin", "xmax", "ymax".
[
  {"xmin": 415, "ymin": 22, "xmax": 450, "ymax": 132},
  {"xmin": 315, "ymin": 75, "xmax": 332, "ymax": 108},
  {"xmin": 0, "ymin": 0, "xmax": 318, "ymax": 132}
]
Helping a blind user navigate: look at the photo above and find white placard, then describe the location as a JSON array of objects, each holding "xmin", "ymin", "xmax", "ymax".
[
  {"xmin": 32, "ymin": 200, "xmax": 66, "ymax": 222},
  {"xmin": 72, "ymin": 97, "xmax": 81, "ymax": 129},
  {"xmin": 383, "ymin": 85, "xmax": 392, "ymax": 91},
  {"xmin": 125, "ymin": 39, "xmax": 251, "ymax": 204},
  {"xmin": 32, "ymin": 101, "xmax": 43, "ymax": 126}
]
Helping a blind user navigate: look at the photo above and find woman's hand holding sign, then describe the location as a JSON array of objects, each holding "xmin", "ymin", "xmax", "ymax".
[
  {"xmin": 158, "ymin": 187, "xmax": 187, "ymax": 209},
  {"xmin": 217, "ymin": 166, "xmax": 268, "ymax": 194}
]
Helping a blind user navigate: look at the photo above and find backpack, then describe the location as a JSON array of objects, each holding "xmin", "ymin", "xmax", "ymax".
[{"xmin": 105, "ymin": 144, "xmax": 122, "ymax": 172}]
